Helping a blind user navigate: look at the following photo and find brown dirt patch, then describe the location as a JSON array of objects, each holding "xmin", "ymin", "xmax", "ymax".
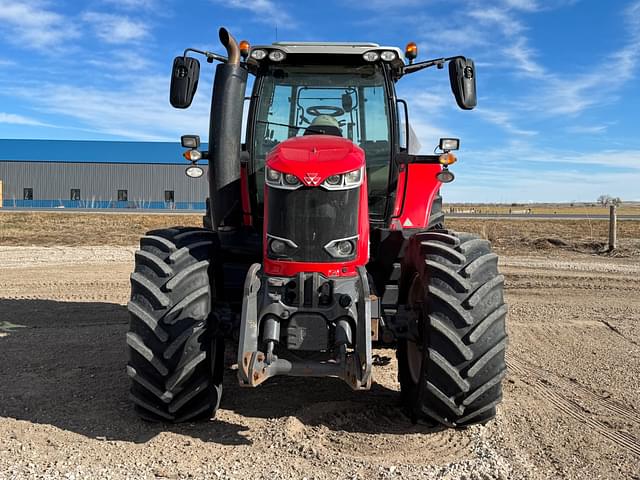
[{"xmin": 448, "ymin": 218, "xmax": 640, "ymax": 257}]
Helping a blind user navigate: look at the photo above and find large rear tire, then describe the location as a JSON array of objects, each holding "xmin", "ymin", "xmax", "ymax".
[
  {"xmin": 126, "ymin": 227, "xmax": 224, "ymax": 422},
  {"xmin": 397, "ymin": 230, "xmax": 507, "ymax": 427}
]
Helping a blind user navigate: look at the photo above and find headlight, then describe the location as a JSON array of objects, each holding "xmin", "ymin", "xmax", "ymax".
[
  {"xmin": 344, "ymin": 168, "xmax": 361, "ymax": 185},
  {"xmin": 185, "ymin": 165, "xmax": 204, "ymax": 178},
  {"xmin": 324, "ymin": 236, "xmax": 358, "ymax": 258},
  {"xmin": 363, "ymin": 51, "xmax": 379, "ymax": 62},
  {"xmin": 321, "ymin": 167, "xmax": 364, "ymax": 190},
  {"xmin": 380, "ymin": 50, "xmax": 397, "ymax": 61},
  {"xmin": 266, "ymin": 167, "xmax": 281, "ymax": 183},
  {"xmin": 335, "ymin": 240, "xmax": 354, "ymax": 256},
  {"xmin": 267, "ymin": 234, "xmax": 298, "ymax": 257},
  {"xmin": 284, "ymin": 173, "xmax": 300, "ymax": 186},
  {"xmin": 265, "ymin": 167, "xmax": 302, "ymax": 190},
  {"xmin": 325, "ymin": 175, "xmax": 341, "ymax": 186},
  {"xmin": 251, "ymin": 49, "xmax": 267, "ymax": 60},
  {"xmin": 269, "ymin": 50, "xmax": 286, "ymax": 62},
  {"xmin": 269, "ymin": 239, "xmax": 287, "ymax": 254}
]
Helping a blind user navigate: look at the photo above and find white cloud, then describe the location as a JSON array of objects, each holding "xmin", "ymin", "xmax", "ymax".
[
  {"xmin": 566, "ymin": 125, "xmax": 608, "ymax": 134},
  {"xmin": 469, "ymin": 140, "xmax": 640, "ymax": 172},
  {"xmin": 502, "ymin": 0, "xmax": 580, "ymax": 13},
  {"xmin": 475, "ymin": 107, "xmax": 538, "ymax": 136},
  {"xmin": 82, "ymin": 12, "xmax": 150, "ymax": 44},
  {"xmin": 409, "ymin": 119, "xmax": 449, "ymax": 151},
  {"xmin": 525, "ymin": 1, "xmax": 640, "ymax": 116},
  {"xmin": 5, "ymin": 76, "xmax": 213, "ymax": 141},
  {"xmin": 214, "ymin": 0, "xmax": 294, "ymax": 28},
  {"xmin": 503, "ymin": 37, "xmax": 545, "ymax": 77},
  {"xmin": 86, "ymin": 49, "xmax": 155, "ymax": 73},
  {"xmin": 0, "ymin": 0, "xmax": 79, "ymax": 49},
  {"xmin": 420, "ymin": 23, "xmax": 491, "ymax": 51},
  {"xmin": 468, "ymin": 7, "xmax": 525, "ymax": 37},
  {"xmin": 0, "ymin": 112, "xmax": 50, "ymax": 127},
  {"xmin": 503, "ymin": 0, "xmax": 540, "ymax": 11},
  {"xmin": 102, "ymin": 0, "xmax": 158, "ymax": 9},
  {"xmin": 467, "ymin": 7, "xmax": 548, "ymax": 78},
  {"xmin": 361, "ymin": 0, "xmax": 425, "ymax": 9},
  {"xmin": 445, "ymin": 142, "xmax": 640, "ymax": 202},
  {"xmin": 446, "ymin": 169, "xmax": 640, "ymax": 202},
  {"xmin": 410, "ymin": 90, "xmax": 451, "ymax": 113}
]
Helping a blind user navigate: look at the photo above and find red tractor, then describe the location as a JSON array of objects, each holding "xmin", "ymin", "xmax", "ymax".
[{"xmin": 126, "ymin": 28, "xmax": 507, "ymax": 427}]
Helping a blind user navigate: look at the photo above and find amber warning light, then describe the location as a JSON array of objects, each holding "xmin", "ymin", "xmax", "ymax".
[
  {"xmin": 438, "ymin": 152, "xmax": 457, "ymax": 166},
  {"xmin": 405, "ymin": 42, "xmax": 418, "ymax": 63},
  {"xmin": 239, "ymin": 40, "xmax": 250, "ymax": 59}
]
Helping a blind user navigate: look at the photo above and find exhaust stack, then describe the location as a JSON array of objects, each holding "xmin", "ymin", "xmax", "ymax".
[{"xmin": 208, "ymin": 27, "xmax": 247, "ymax": 230}]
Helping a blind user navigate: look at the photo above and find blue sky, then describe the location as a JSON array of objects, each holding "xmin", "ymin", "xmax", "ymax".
[{"xmin": 0, "ymin": 0, "xmax": 638, "ymax": 202}]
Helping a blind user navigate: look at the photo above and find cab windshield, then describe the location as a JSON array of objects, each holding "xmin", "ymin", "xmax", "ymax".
[{"xmin": 252, "ymin": 63, "xmax": 391, "ymax": 218}]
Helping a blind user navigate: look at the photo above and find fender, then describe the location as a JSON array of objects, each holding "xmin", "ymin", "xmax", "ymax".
[{"xmin": 390, "ymin": 161, "xmax": 443, "ymax": 230}]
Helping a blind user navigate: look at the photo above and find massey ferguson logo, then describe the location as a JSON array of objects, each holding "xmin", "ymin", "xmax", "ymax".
[{"xmin": 303, "ymin": 173, "xmax": 321, "ymax": 186}]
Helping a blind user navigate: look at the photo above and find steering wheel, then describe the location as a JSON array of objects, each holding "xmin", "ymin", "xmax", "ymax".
[{"xmin": 306, "ymin": 105, "xmax": 345, "ymax": 117}]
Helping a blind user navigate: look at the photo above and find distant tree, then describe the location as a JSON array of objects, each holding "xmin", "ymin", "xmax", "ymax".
[
  {"xmin": 597, "ymin": 195, "xmax": 623, "ymax": 207},
  {"xmin": 597, "ymin": 194, "xmax": 613, "ymax": 206}
]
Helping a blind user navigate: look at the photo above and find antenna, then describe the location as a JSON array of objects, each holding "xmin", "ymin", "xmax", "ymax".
[{"xmin": 275, "ymin": 24, "xmax": 278, "ymax": 41}]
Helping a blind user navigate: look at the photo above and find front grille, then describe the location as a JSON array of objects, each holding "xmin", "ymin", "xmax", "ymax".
[{"xmin": 267, "ymin": 186, "xmax": 359, "ymax": 262}]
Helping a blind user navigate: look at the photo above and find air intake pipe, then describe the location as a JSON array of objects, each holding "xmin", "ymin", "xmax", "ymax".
[{"xmin": 208, "ymin": 28, "xmax": 247, "ymax": 230}]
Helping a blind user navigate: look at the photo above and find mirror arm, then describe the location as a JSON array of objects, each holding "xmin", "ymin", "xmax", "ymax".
[
  {"xmin": 402, "ymin": 55, "xmax": 465, "ymax": 75},
  {"xmin": 183, "ymin": 47, "xmax": 228, "ymax": 64}
]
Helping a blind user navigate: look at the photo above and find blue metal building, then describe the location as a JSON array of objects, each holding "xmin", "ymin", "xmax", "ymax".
[{"xmin": 0, "ymin": 139, "xmax": 208, "ymax": 210}]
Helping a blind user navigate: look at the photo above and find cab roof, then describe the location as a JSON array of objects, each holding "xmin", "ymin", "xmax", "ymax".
[{"xmin": 250, "ymin": 42, "xmax": 406, "ymax": 68}]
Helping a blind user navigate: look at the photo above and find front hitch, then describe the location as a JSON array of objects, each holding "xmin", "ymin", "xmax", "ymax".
[{"xmin": 237, "ymin": 264, "xmax": 373, "ymax": 390}]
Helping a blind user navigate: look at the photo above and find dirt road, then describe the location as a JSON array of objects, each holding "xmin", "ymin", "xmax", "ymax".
[{"xmin": 1, "ymin": 246, "xmax": 639, "ymax": 479}]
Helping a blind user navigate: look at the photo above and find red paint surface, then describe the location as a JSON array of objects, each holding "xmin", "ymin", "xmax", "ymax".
[
  {"xmin": 263, "ymin": 135, "xmax": 369, "ymax": 278},
  {"xmin": 390, "ymin": 163, "xmax": 442, "ymax": 230},
  {"xmin": 267, "ymin": 135, "xmax": 365, "ymax": 185}
]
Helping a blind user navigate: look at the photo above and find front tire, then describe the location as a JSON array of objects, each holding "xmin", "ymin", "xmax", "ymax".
[
  {"xmin": 397, "ymin": 230, "xmax": 508, "ymax": 427},
  {"xmin": 126, "ymin": 227, "xmax": 224, "ymax": 422}
]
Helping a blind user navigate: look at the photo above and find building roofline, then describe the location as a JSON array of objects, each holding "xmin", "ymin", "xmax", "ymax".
[{"xmin": 0, "ymin": 159, "xmax": 191, "ymax": 166}]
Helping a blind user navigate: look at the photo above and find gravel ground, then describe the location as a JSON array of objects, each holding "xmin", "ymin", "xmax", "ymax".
[{"xmin": 0, "ymin": 246, "xmax": 639, "ymax": 479}]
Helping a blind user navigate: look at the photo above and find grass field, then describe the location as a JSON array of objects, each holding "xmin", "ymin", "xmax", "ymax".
[
  {"xmin": 1, "ymin": 211, "xmax": 638, "ymax": 256},
  {"xmin": 0, "ymin": 212, "xmax": 202, "ymax": 246},
  {"xmin": 447, "ymin": 202, "xmax": 640, "ymax": 215}
]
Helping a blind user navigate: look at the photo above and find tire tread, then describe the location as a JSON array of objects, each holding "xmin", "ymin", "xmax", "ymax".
[
  {"xmin": 126, "ymin": 227, "xmax": 223, "ymax": 423},
  {"xmin": 399, "ymin": 229, "xmax": 508, "ymax": 427}
]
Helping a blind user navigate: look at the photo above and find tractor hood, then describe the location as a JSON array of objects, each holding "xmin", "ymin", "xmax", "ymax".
[{"xmin": 266, "ymin": 136, "xmax": 365, "ymax": 186}]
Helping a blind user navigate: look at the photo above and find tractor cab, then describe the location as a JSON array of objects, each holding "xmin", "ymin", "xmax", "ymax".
[{"xmin": 246, "ymin": 43, "xmax": 404, "ymax": 223}]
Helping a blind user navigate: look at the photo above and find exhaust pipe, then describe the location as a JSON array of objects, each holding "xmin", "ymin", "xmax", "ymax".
[
  {"xmin": 208, "ymin": 27, "xmax": 247, "ymax": 230},
  {"xmin": 219, "ymin": 27, "xmax": 241, "ymax": 65}
]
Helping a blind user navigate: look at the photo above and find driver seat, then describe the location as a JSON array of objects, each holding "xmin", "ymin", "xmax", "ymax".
[{"xmin": 304, "ymin": 114, "xmax": 342, "ymax": 137}]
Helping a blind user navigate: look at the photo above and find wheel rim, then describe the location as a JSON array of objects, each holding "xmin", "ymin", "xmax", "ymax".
[{"xmin": 406, "ymin": 273, "xmax": 425, "ymax": 385}]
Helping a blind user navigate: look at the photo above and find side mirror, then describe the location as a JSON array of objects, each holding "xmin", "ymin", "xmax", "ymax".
[
  {"xmin": 170, "ymin": 56, "xmax": 200, "ymax": 109},
  {"xmin": 341, "ymin": 93, "xmax": 354, "ymax": 112},
  {"xmin": 449, "ymin": 57, "xmax": 477, "ymax": 110}
]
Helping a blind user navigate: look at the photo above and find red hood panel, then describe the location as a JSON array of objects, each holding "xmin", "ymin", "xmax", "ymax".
[{"xmin": 266, "ymin": 135, "xmax": 365, "ymax": 185}]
